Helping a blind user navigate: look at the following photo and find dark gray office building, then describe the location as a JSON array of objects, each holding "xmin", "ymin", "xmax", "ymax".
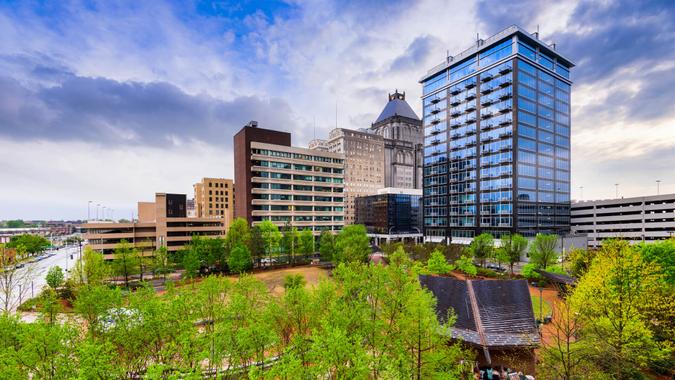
[{"xmin": 420, "ymin": 26, "xmax": 573, "ymax": 240}]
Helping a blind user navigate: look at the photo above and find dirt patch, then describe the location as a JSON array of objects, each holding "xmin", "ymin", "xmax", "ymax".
[{"xmin": 227, "ymin": 266, "xmax": 330, "ymax": 296}]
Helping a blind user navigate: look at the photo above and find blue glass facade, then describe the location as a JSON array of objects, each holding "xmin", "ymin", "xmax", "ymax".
[
  {"xmin": 355, "ymin": 193, "xmax": 422, "ymax": 234},
  {"xmin": 421, "ymin": 27, "xmax": 573, "ymax": 239}
]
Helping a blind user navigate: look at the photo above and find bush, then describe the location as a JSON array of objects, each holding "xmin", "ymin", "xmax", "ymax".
[
  {"xmin": 46, "ymin": 266, "xmax": 65, "ymax": 289},
  {"xmin": 546, "ymin": 265, "xmax": 567, "ymax": 275},
  {"xmin": 476, "ymin": 267, "xmax": 498, "ymax": 278},
  {"xmin": 456, "ymin": 255, "xmax": 477, "ymax": 277},
  {"xmin": 522, "ymin": 263, "xmax": 541, "ymax": 280},
  {"xmin": 283, "ymin": 274, "xmax": 306, "ymax": 290},
  {"xmin": 427, "ymin": 250, "xmax": 455, "ymax": 275}
]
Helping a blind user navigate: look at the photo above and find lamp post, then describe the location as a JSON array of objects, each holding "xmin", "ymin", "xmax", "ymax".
[
  {"xmin": 87, "ymin": 201, "xmax": 92, "ymax": 221},
  {"xmin": 656, "ymin": 180, "xmax": 661, "ymax": 195},
  {"xmin": 614, "ymin": 183, "xmax": 619, "ymax": 199}
]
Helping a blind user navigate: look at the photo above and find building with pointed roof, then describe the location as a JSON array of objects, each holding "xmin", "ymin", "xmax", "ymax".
[{"xmin": 369, "ymin": 91, "xmax": 424, "ymax": 189}]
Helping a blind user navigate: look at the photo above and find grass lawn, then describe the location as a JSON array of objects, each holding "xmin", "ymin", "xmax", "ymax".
[{"xmin": 531, "ymin": 295, "xmax": 552, "ymax": 320}]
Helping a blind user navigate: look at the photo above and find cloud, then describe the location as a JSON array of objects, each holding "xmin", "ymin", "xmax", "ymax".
[
  {"xmin": 0, "ymin": 73, "xmax": 299, "ymax": 148},
  {"xmin": 390, "ymin": 35, "xmax": 443, "ymax": 72}
]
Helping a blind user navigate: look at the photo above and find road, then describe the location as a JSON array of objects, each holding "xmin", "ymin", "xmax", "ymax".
[{"xmin": 1, "ymin": 244, "xmax": 82, "ymax": 312}]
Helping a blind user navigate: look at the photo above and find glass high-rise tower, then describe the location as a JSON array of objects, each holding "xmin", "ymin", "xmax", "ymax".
[{"xmin": 420, "ymin": 26, "xmax": 573, "ymax": 241}]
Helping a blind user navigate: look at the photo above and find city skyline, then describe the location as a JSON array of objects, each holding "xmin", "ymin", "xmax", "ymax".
[{"xmin": 1, "ymin": 0, "xmax": 674, "ymax": 219}]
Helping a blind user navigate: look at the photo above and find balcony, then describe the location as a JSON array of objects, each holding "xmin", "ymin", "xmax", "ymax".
[
  {"xmin": 499, "ymin": 131, "xmax": 513, "ymax": 138},
  {"xmin": 431, "ymin": 118, "xmax": 441, "ymax": 125},
  {"xmin": 450, "ymin": 121, "xmax": 462, "ymax": 129},
  {"xmin": 481, "ymin": 98, "xmax": 494, "ymax": 107},
  {"xmin": 465, "ymin": 105, "xmax": 476, "ymax": 113},
  {"xmin": 482, "ymin": 136, "xmax": 494, "ymax": 142},
  {"xmin": 481, "ymin": 74, "xmax": 493, "ymax": 82},
  {"xmin": 499, "ymin": 65, "xmax": 513, "ymax": 74},
  {"xmin": 431, "ymin": 108, "xmax": 441, "ymax": 114},
  {"xmin": 481, "ymin": 111, "xmax": 493, "ymax": 119},
  {"xmin": 499, "ymin": 78, "xmax": 512, "ymax": 87},
  {"xmin": 499, "ymin": 92, "xmax": 512, "ymax": 100},
  {"xmin": 450, "ymin": 99, "xmax": 461, "ymax": 106},
  {"xmin": 465, "ymin": 93, "xmax": 477, "ymax": 101},
  {"xmin": 481, "ymin": 86, "xmax": 493, "ymax": 94},
  {"xmin": 499, "ymin": 105, "xmax": 512, "ymax": 113},
  {"xmin": 431, "ymin": 97, "xmax": 441, "ymax": 104},
  {"xmin": 450, "ymin": 87, "xmax": 462, "ymax": 95},
  {"xmin": 450, "ymin": 109, "xmax": 462, "ymax": 117},
  {"xmin": 466, "ymin": 117, "xmax": 476, "ymax": 124},
  {"xmin": 465, "ymin": 81, "xmax": 476, "ymax": 89},
  {"xmin": 498, "ymin": 118, "xmax": 512, "ymax": 126}
]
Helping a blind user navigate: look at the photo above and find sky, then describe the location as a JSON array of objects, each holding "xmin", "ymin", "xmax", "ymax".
[{"xmin": 1, "ymin": 0, "xmax": 674, "ymax": 220}]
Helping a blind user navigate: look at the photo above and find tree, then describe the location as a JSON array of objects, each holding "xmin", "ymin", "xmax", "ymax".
[
  {"xmin": 73, "ymin": 247, "xmax": 109, "ymax": 286},
  {"xmin": 228, "ymin": 244, "xmax": 253, "ymax": 274},
  {"xmin": 426, "ymin": 250, "xmax": 454, "ymax": 275},
  {"xmin": 73, "ymin": 284, "xmax": 122, "ymax": 336},
  {"xmin": 318, "ymin": 230, "xmax": 335, "ymax": 262},
  {"xmin": 249, "ymin": 225, "xmax": 266, "ymax": 266},
  {"xmin": 258, "ymin": 220, "xmax": 281, "ymax": 262},
  {"xmin": 566, "ymin": 247, "xmax": 596, "ymax": 278},
  {"xmin": 529, "ymin": 233, "xmax": 559, "ymax": 269},
  {"xmin": 636, "ymin": 239, "xmax": 675, "ymax": 285},
  {"xmin": 224, "ymin": 217, "xmax": 251, "ymax": 254},
  {"xmin": 111, "ymin": 240, "xmax": 139, "ymax": 288},
  {"xmin": 569, "ymin": 240, "xmax": 671, "ymax": 379},
  {"xmin": 537, "ymin": 297, "xmax": 598, "ymax": 380},
  {"xmin": 500, "ymin": 233, "xmax": 528, "ymax": 275},
  {"xmin": 334, "ymin": 224, "xmax": 370, "ymax": 263},
  {"xmin": 0, "ymin": 244, "xmax": 36, "ymax": 313},
  {"xmin": 281, "ymin": 222, "xmax": 299, "ymax": 265},
  {"xmin": 6, "ymin": 234, "xmax": 50, "ymax": 255},
  {"xmin": 45, "ymin": 266, "xmax": 64, "ymax": 290},
  {"xmin": 298, "ymin": 229, "xmax": 314, "ymax": 260},
  {"xmin": 182, "ymin": 248, "xmax": 201, "ymax": 283},
  {"xmin": 151, "ymin": 246, "xmax": 170, "ymax": 281},
  {"xmin": 467, "ymin": 233, "xmax": 493, "ymax": 267}
]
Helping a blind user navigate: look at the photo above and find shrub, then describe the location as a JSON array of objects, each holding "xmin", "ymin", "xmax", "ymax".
[
  {"xmin": 283, "ymin": 274, "xmax": 306, "ymax": 290},
  {"xmin": 522, "ymin": 263, "xmax": 542, "ymax": 280},
  {"xmin": 426, "ymin": 250, "xmax": 455, "ymax": 275},
  {"xmin": 476, "ymin": 267, "xmax": 498, "ymax": 278},
  {"xmin": 456, "ymin": 255, "xmax": 477, "ymax": 277},
  {"xmin": 45, "ymin": 266, "xmax": 64, "ymax": 289}
]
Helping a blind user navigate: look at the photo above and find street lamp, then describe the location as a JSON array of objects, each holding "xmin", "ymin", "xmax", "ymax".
[
  {"xmin": 656, "ymin": 180, "xmax": 661, "ymax": 195},
  {"xmin": 614, "ymin": 183, "xmax": 619, "ymax": 199},
  {"xmin": 88, "ymin": 201, "xmax": 92, "ymax": 221}
]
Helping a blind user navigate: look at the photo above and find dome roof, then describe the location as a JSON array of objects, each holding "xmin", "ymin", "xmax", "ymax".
[{"xmin": 374, "ymin": 91, "xmax": 420, "ymax": 124}]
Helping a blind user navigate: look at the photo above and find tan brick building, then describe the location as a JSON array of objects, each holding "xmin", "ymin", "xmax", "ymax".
[{"xmin": 193, "ymin": 177, "xmax": 234, "ymax": 227}]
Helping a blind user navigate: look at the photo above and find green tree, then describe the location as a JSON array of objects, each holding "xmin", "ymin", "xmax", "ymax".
[
  {"xmin": 426, "ymin": 249, "xmax": 454, "ymax": 275},
  {"xmin": 467, "ymin": 233, "xmax": 494, "ymax": 267},
  {"xmin": 182, "ymin": 248, "xmax": 201, "ymax": 283},
  {"xmin": 566, "ymin": 247, "xmax": 597, "ymax": 278},
  {"xmin": 258, "ymin": 220, "xmax": 281, "ymax": 263},
  {"xmin": 298, "ymin": 229, "xmax": 315, "ymax": 260},
  {"xmin": 318, "ymin": 230, "xmax": 335, "ymax": 262},
  {"xmin": 636, "ymin": 239, "xmax": 675, "ymax": 285},
  {"xmin": 224, "ymin": 217, "xmax": 251, "ymax": 254},
  {"xmin": 500, "ymin": 233, "xmax": 528, "ymax": 275},
  {"xmin": 151, "ymin": 246, "xmax": 170, "ymax": 281},
  {"xmin": 249, "ymin": 225, "xmax": 266, "ymax": 266},
  {"xmin": 570, "ymin": 240, "xmax": 671, "ymax": 379},
  {"xmin": 281, "ymin": 222, "xmax": 299, "ymax": 265},
  {"xmin": 112, "ymin": 240, "xmax": 139, "ymax": 288},
  {"xmin": 73, "ymin": 247, "xmax": 109, "ymax": 285},
  {"xmin": 45, "ymin": 266, "xmax": 64, "ymax": 289},
  {"xmin": 6, "ymin": 234, "xmax": 50, "ymax": 255},
  {"xmin": 334, "ymin": 224, "xmax": 370, "ymax": 263},
  {"xmin": 228, "ymin": 244, "xmax": 253, "ymax": 274},
  {"xmin": 529, "ymin": 233, "xmax": 559, "ymax": 269},
  {"xmin": 5, "ymin": 220, "xmax": 27, "ymax": 228},
  {"xmin": 73, "ymin": 284, "xmax": 122, "ymax": 337}
]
